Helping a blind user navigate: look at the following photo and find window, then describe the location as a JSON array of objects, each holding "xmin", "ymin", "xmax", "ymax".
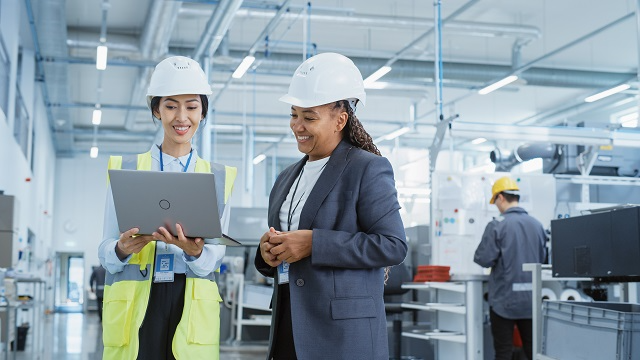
[
  {"xmin": 13, "ymin": 87, "xmax": 29, "ymax": 159},
  {"xmin": 265, "ymin": 156, "xmax": 299, "ymax": 194}
]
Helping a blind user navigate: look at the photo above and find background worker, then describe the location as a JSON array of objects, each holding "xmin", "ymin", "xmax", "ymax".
[
  {"xmin": 98, "ymin": 56, "xmax": 236, "ymax": 360},
  {"xmin": 89, "ymin": 264, "xmax": 106, "ymax": 322},
  {"xmin": 255, "ymin": 52, "xmax": 407, "ymax": 360},
  {"xmin": 474, "ymin": 176, "xmax": 547, "ymax": 360}
]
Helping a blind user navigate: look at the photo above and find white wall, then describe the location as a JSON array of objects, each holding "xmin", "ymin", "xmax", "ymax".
[
  {"xmin": 52, "ymin": 156, "xmax": 109, "ymax": 275},
  {"xmin": 0, "ymin": 0, "xmax": 57, "ymax": 281}
]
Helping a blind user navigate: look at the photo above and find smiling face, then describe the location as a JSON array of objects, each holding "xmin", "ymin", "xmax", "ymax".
[
  {"xmin": 153, "ymin": 94, "xmax": 203, "ymax": 157},
  {"xmin": 289, "ymin": 103, "xmax": 348, "ymax": 161}
]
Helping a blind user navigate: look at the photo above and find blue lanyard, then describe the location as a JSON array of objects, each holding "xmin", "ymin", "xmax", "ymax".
[{"xmin": 159, "ymin": 145, "xmax": 193, "ymax": 172}]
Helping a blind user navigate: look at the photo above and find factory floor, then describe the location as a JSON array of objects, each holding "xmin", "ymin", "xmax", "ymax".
[{"xmin": 9, "ymin": 312, "xmax": 268, "ymax": 360}]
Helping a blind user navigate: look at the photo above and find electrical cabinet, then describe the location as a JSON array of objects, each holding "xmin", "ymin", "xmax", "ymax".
[{"xmin": 0, "ymin": 195, "xmax": 19, "ymax": 268}]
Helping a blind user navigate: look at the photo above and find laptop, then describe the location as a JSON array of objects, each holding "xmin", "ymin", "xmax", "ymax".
[{"xmin": 108, "ymin": 169, "xmax": 241, "ymax": 246}]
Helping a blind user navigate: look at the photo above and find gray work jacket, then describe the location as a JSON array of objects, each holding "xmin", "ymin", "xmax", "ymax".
[{"xmin": 474, "ymin": 207, "xmax": 547, "ymax": 319}]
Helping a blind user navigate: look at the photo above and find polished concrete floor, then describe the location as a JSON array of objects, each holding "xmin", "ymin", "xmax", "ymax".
[{"xmin": 8, "ymin": 312, "xmax": 268, "ymax": 360}]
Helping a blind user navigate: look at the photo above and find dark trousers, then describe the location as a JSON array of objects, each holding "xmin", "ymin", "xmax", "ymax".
[
  {"xmin": 490, "ymin": 308, "xmax": 533, "ymax": 360},
  {"xmin": 96, "ymin": 296, "xmax": 104, "ymax": 322},
  {"xmin": 137, "ymin": 274, "xmax": 186, "ymax": 360},
  {"xmin": 271, "ymin": 284, "xmax": 297, "ymax": 360}
]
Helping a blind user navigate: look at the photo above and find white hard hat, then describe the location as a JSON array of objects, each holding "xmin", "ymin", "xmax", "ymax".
[
  {"xmin": 279, "ymin": 52, "xmax": 366, "ymax": 109},
  {"xmin": 146, "ymin": 56, "xmax": 212, "ymax": 109}
]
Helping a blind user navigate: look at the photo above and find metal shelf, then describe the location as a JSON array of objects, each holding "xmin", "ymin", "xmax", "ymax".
[
  {"xmin": 402, "ymin": 330, "xmax": 467, "ymax": 344},
  {"xmin": 402, "ymin": 301, "xmax": 466, "ymax": 315}
]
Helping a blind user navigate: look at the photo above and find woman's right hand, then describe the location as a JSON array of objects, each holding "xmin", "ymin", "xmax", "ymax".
[
  {"xmin": 115, "ymin": 227, "xmax": 154, "ymax": 260},
  {"xmin": 259, "ymin": 227, "xmax": 282, "ymax": 267}
]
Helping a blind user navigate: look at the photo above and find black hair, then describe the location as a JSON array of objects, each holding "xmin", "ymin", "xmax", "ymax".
[
  {"xmin": 149, "ymin": 95, "xmax": 209, "ymax": 125},
  {"xmin": 501, "ymin": 193, "xmax": 520, "ymax": 203}
]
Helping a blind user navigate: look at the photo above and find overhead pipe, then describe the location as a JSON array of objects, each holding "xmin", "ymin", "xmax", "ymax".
[
  {"xmin": 192, "ymin": 0, "xmax": 244, "ymax": 60},
  {"xmin": 62, "ymin": 45, "xmax": 635, "ymax": 90},
  {"xmin": 26, "ymin": 0, "xmax": 74, "ymax": 154},
  {"xmin": 180, "ymin": 4, "xmax": 541, "ymax": 39},
  {"xmin": 490, "ymin": 143, "xmax": 560, "ymax": 172},
  {"xmin": 416, "ymin": 12, "xmax": 636, "ymax": 124},
  {"xmin": 123, "ymin": 1, "xmax": 183, "ymax": 130},
  {"xmin": 211, "ymin": 0, "xmax": 292, "ymax": 106},
  {"xmin": 377, "ymin": 0, "xmax": 479, "ymax": 74}
]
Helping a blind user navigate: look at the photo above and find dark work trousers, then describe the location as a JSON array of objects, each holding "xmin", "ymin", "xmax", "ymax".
[
  {"xmin": 97, "ymin": 296, "xmax": 104, "ymax": 322},
  {"xmin": 137, "ymin": 274, "xmax": 186, "ymax": 360},
  {"xmin": 490, "ymin": 308, "xmax": 533, "ymax": 360},
  {"xmin": 271, "ymin": 284, "xmax": 297, "ymax": 360}
]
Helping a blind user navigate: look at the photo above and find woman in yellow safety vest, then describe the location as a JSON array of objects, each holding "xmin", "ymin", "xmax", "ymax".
[{"xmin": 98, "ymin": 55, "xmax": 237, "ymax": 360}]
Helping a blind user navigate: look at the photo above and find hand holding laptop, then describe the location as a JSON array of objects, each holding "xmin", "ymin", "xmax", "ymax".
[{"xmin": 115, "ymin": 224, "xmax": 207, "ymax": 260}]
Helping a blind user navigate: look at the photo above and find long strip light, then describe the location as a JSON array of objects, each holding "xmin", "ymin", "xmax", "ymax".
[
  {"xmin": 375, "ymin": 126, "xmax": 411, "ymax": 142},
  {"xmin": 232, "ymin": 56, "xmax": 256, "ymax": 79},
  {"xmin": 96, "ymin": 45, "xmax": 108, "ymax": 70},
  {"xmin": 584, "ymin": 84, "xmax": 630, "ymax": 103},
  {"xmin": 252, "ymin": 153, "xmax": 266, "ymax": 165},
  {"xmin": 619, "ymin": 112, "xmax": 638, "ymax": 128},
  {"xmin": 363, "ymin": 66, "xmax": 392, "ymax": 86},
  {"xmin": 478, "ymin": 75, "xmax": 519, "ymax": 95}
]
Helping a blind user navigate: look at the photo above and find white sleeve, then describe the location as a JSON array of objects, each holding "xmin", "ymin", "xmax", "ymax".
[{"xmin": 98, "ymin": 184, "xmax": 131, "ymax": 273}]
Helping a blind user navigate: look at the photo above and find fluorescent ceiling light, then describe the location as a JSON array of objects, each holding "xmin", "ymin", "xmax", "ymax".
[
  {"xmin": 471, "ymin": 137, "xmax": 487, "ymax": 144},
  {"xmin": 584, "ymin": 84, "xmax": 630, "ymax": 103},
  {"xmin": 375, "ymin": 126, "xmax": 411, "ymax": 142},
  {"xmin": 618, "ymin": 112, "xmax": 638, "ymax": 128},
  {"xmin": 363, "ymin": 66, "xmax": 392, "ymax": 86},
  {"xmin": 364, "ymin": 81, "xmax": 389, "ymax": 90},
  {"xmin": 92, "ymin": 109, "xmax": 102, "ymax": 125},
  {"xmin": 232, "ymin": 56, "xmax": 256, "ymax": 79},
  {"xmin": 252, "ymin": 153, "xmax": 266, "ymax": 165},
  {"xmin": 90, "ymin": 146, "xmax": 99, "ymax": 158},
  {"xmin": 478, "ymin": 75, "xmax": 518, "ymax": 95},
  {"xmin": 96, "ymin": 45, "xmax": 108, "ymax": 70}
]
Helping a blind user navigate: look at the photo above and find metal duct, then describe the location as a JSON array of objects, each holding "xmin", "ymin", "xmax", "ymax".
[
  {"xmin": 123, "ymin": 1, "xmax": 183, "ymax": 130},
  {"xmin": 491, "ymin": 143, "xmax": 560, "ymax": 172},
  {"xmin": 180, "ymin": 5, "xmax": 541, "ymax": 39},
  {"xmin": 192, "ymin": 0, "xmax": 244, "ymax": 60},
  {"xmin": 29, "ymin": 0, "xmax": 74, "ymax": 156}
]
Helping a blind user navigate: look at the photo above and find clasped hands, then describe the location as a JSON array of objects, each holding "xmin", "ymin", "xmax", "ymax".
[
  {"xmin": 115, "ymin": 224, "xmax": 204, "ymax": 260},
  {"xmin": 259, "ymin": 227, "xmax": 312, "ymax": 267}
]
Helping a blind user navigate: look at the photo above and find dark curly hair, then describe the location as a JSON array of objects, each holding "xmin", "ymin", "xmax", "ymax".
[{"xmin": 333, "ymin": 100, "xmax": 381, "ymax": 156}]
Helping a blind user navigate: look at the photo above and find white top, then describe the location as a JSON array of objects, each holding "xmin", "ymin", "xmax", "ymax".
[
  {"xmin": 99, "ymin": 144, "xmax": 229, "ymax": 277},
  {"xmin": 279, "ymin": 157, "xmax": 330, "ymax": 231}
]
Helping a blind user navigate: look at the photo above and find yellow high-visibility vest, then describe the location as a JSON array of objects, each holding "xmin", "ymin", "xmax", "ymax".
[{"xmin": 102, "ymin": 151, "xmax": 237, "ymax": 360}]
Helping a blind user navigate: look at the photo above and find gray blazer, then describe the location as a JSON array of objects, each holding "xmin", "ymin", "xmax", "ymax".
[{"xmin": 255, "ymin": 140, "xmax": 408, "ymax": 360}]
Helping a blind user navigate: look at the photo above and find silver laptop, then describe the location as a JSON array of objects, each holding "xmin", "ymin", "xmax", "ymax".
[{"xmin": 108, "ymin": 169, "xmax": 241, "ymax": 246}]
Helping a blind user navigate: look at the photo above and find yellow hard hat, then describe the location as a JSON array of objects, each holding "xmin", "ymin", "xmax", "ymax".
[{"xmin": 490, "ymin": 176, "xmax": 520, "ymax": 204}]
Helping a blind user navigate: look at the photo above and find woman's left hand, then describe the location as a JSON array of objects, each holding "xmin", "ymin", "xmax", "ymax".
[{"xmin": 154, "ymin": 224, "xmax": 204, "ymax": 258}]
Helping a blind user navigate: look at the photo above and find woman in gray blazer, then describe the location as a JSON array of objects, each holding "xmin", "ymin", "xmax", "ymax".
[{"xmin": 255, "ymin": 52, "xmax": 408, "ymax": 360}]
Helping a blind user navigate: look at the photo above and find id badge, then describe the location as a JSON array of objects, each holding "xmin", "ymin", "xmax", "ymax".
[
  {"xmin": 154, "ymin": 246, "xmax": 175, "ymax": 283},
  {"xmin": 278, "ymin": 261, "xmax": 290, "ymax": 284}
]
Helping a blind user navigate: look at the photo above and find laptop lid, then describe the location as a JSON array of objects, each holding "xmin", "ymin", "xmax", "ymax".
[{"xmin": 108, "ymin": 169, "xmax": 241, "ymax": 246}]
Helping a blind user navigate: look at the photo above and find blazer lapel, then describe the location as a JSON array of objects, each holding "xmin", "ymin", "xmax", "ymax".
[
  {"xmin": 298, "ymin": 140, "xmax": 353, "ymax": 230},
  {"xmin": 269, "ymin": 158, "xmax": 307, "ymax": 230}
]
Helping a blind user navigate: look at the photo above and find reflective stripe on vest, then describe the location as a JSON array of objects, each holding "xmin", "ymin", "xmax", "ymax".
[{"xmin": 103, "ymin": 151, "xmax": 235, "ymax": 360}]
